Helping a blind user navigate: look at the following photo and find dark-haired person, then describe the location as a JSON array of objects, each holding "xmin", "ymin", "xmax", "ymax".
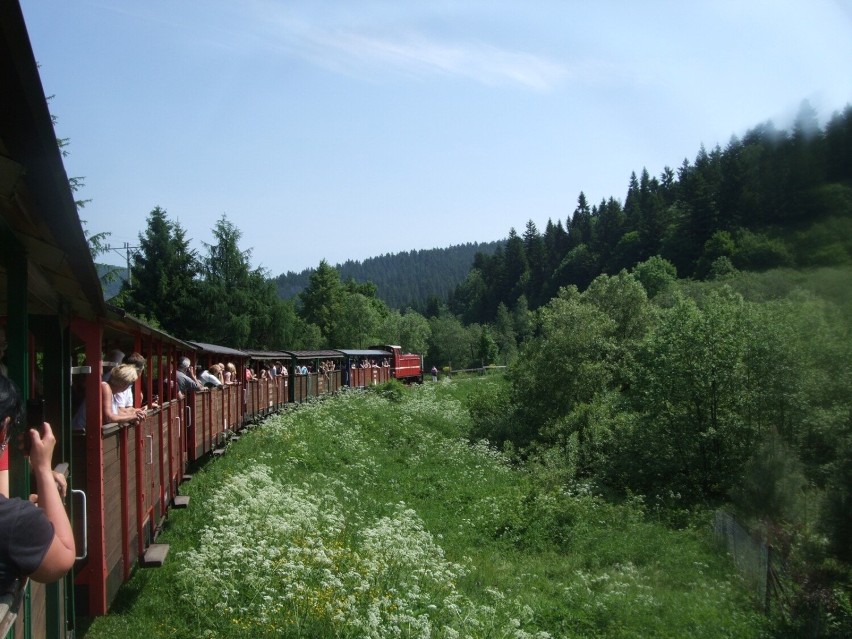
[
  {"xmin": 122, "ymin": 352, "xmax": 158, "ymax": 410},
  {"xmin": 0, "ymin": 375, "xmax": 75, "ymax": 587}
]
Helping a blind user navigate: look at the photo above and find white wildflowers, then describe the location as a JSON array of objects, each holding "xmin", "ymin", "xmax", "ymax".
[{"xmin": 176, "ymin": 386, "xmax": 550, "ymax": 638}]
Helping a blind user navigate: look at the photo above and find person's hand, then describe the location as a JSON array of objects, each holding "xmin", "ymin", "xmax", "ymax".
[
  {"xmin": 26, "ymin": 422, "xmax": 56, "ymax": 473},
  {"xmin": 52, "ymin": 470, "xmax": 67, "ymax": 499}
]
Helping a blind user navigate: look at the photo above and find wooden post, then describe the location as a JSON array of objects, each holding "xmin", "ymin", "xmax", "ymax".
[{"xmin": 70, "ymin": 317, "xmax": 109, "ymax": 617}]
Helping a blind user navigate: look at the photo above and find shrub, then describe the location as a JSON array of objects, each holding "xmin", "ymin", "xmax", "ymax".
[
  {"xmin": 366, "ymin": 378, "xmax": 406, "ymax": 402},
  {"xmin": 731, "ymin": 430, "xmax": 807, "ymax": 524},
  {"xmin": 467, "ymin": 375, "xmax": 515, "ymax": 446},
  {"xmin": 792, "ymin": 216, "xmax": 852, "ymax": 267},
  {"xmin": 631, "ymin": 255, "xmax": 678, "ymax": 298},
  {"xmin": 733, "ymin": 230, "xmax": 794, "ymax": 271}
]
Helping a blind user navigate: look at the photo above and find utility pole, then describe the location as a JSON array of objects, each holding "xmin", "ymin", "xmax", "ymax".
[
  {"xmin": 104, "ymin": 242, "xmax": 140, "ymax": 289},
  {"xmin": 125, "ymin": 241, "xmax": 132, "ymax": 287}
]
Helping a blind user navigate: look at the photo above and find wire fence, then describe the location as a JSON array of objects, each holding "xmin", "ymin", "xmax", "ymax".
[
  {"xmin": 443, "ymin": 365, "xmax": 507, "ymax": 376},
  {"xmin": 713, "ymin": 510, "xmax": 790, "ymax": 617}
]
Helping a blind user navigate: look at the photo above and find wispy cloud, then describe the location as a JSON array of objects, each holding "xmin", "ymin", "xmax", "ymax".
[
  {"xmin": 249, "ymin": 6, "xmax": 568, "ymax": 92},
  {"xmin": 309, "ymin": 30, "xmax": 569, "ymax": 92}
]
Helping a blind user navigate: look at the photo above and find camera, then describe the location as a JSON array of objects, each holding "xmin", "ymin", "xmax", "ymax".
[{"xmin": 23, "ymin": 397, "xmax": 45, "ymax": 455}]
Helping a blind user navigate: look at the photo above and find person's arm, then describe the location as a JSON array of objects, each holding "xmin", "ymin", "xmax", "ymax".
[
  {"xmin": 123, "ymin": 388, "xmax": 147, "ymax": 421},
  {"xmin": 100, "ymin": 381, "xmax": 115, "ymax": 423},
  {"xmin": 0, "ymin": 447, "xmax": 8, "ymax": 497},
  {"xmin": 27, "ymin": 423, "xmax": 75, "ymax": 582}
]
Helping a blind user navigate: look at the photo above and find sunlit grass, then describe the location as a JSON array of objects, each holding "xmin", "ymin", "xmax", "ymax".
[{"xmin": 81, "ymin": 378, "xmax": 767, "ymax": 638}]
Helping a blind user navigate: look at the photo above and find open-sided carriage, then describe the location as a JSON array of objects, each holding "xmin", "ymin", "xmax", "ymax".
[
  {"xmin": 186, "ymin": 342, "xmax": 248, "ymax": 459},
  {"xmin": 283, "ymin": 350, "xmax": 344, "ymax": 402}
]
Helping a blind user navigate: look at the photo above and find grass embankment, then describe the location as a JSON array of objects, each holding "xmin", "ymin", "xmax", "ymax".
[{"xmin": 82, "ymin": 378, "xmax": 767, "ymax": 638}]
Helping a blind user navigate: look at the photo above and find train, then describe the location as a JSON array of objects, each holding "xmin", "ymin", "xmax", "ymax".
[{"xmin": 0, "ymin": 5, "xmax": 423, "ymax": 637}]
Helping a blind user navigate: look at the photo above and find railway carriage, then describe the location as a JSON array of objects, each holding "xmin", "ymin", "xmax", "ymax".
[
  {"xmin": 70, "ymin": 309, "xmax": 196, "ymax": 618},
  {"xmin": 337, "ymin": 349, "xmax": 393, "ymax": 387},
  {"xmin": 284, "ymin": 350, "xmax": 344, "ymax": 402},
  {"xmin": 242, "ymin": 349, "xmax": 290, "ymax": 418},
  {"xmin": 186, "ymin": 342, "xmax": 249, "ymax": 455}
]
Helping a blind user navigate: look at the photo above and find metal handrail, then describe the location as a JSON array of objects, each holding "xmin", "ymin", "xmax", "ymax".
[{"xmin": 72, "ymin": 489, "xmax": 88, "ymax": 560}]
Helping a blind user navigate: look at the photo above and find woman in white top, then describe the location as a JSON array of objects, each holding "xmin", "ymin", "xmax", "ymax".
[
  {"xmin": 100, "ymin": 364, "xmax": 145, "ymax": 425},
  {"xmin": 199, "ymin": 365, "xmax": 223, "ymax": 388}
]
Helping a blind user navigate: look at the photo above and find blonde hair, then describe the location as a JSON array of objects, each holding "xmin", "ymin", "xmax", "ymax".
[
  {"xmin": 226, "ymin": 363, "xmax": 236, "ymax": 374},
  {"xmin": 110, "ymin": 363, "xmax": 138, "ymax": 386}
]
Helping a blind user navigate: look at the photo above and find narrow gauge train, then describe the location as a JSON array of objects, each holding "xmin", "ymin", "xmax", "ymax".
[{"xmin": 0, "ymin": 5, "xmax": 422, "ymax": 637}]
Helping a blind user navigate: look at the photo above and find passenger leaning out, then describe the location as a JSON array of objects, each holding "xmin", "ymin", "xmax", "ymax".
[
  {"xmin": 198, "ymin": 365, "xmax": 223, "ymax": 388},
  {"xmin": 101, "ymin": 364, "xmax": 146, "ymax": 426},
  {"xmin": 176, "ymin": 358, "xmax": 203, "ymax": 397}
]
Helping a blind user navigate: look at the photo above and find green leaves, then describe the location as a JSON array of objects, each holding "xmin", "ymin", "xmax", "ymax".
[{"xmin": 119, "ymin": 209, "xmax": 300, "ymax": 349}]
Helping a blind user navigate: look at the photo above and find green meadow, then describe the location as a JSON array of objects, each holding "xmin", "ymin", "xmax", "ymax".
[{"xmin": 81, "ymin": 378, "xmax": 767, "ymax": 638}]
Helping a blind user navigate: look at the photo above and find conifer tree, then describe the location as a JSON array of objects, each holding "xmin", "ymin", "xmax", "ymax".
[
  {"xmin": 567, "ymin": 192, "xmax": 593, "ymax": 251},
  {"xmin": 623, "ymin": 172, "xmax": 641, "ymax": 232},
  {"xmin": 503, "ymin": 229, "xmax": 528, "ymax": 306},
  {"xmin": 637, "ymin": 168, "xmax": 665, "ymax": 260},
  {"xmin": 824, "ymin": 105, "xmax": 852, "ymax": 183},
  {"xmin": 523, "ymin": 220, "xmax": 546, "ymax": 306},
  {"xmin": 119, "ymin": 206, "xmax": 201, "ymax": 334},
  {"xmin": 543, "ymin": 218, "xmax": 569, "ymax": 273},
  {"xmin": 593, "ymin": 197, "xmax": 624, "ymax": 273},
  {"xmin": 298, "ymin": 260, "xmax": 343, "ymax": 346},
  {"xmin": 198, "ymin": 214, "xmax": 289, "ymax": 348}
]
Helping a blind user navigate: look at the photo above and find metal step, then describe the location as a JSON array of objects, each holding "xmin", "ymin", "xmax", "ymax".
[{"xmin": 142, "ymin": 543, "xmax": 169, "ymax": 567}]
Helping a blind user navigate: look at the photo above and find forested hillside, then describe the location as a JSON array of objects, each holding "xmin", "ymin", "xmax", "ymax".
[
  {"xmin": 95, "ymin": 263, "xmax": 124, "ymax": 299},
  {"xmin": 450, "ymin": 101, "xmax": 852, "ymax": 324},
  {"xmin": 275, "ymin": 241, "xmax": 501, "ymax": 311}
]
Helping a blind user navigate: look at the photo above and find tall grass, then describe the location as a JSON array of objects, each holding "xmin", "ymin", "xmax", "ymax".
[{"xmin": 81, "ymin": 378, "xmax": 768, "ymax": 638}]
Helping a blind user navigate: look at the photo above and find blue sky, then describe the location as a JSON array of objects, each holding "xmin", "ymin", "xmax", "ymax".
[{"xmin": 20, "ymin": 0, "xmax": 852, "ymax": 275}]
